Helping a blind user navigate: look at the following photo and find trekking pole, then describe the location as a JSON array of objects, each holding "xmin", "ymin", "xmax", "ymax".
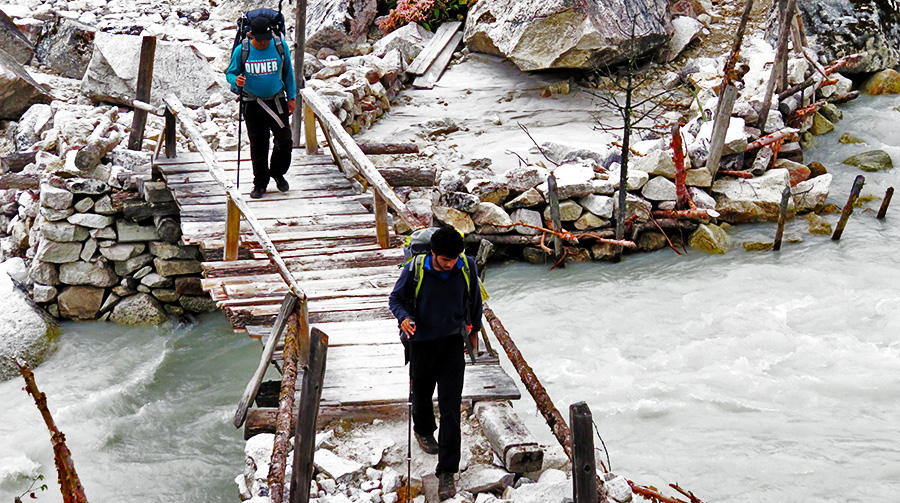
[{"xmin": 236, "ymin": 85, "xmax": 243, "ymax": 189}]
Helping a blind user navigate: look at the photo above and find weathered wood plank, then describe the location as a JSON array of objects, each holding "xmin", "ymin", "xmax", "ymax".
[
  {"xmin": 475, "ymin": 401, "xmax": 543, "ymax": 474},
  {"xmin": 407, "ymin": 21, "xmax": 462, "ymax": 75},
  {"xmin": 413, "ymin": 31, "xmax": 463, "ymax": 89}
]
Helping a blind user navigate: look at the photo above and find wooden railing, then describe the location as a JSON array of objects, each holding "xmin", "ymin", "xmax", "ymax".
[{"xmin": 298, "ymin": 88, "xmax": 427, "ymax": 243}]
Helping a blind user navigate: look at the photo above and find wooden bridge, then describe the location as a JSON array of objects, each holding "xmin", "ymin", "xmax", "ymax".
[{"xmin": 152, "ymin": 90, "xmax": 521, "ymax": 441}]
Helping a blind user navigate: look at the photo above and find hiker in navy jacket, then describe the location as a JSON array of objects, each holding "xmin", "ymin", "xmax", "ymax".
[
  {"xmin": 225, "ymin": 15, "xmax": 297, "ymax": 199},
  {"xmin": 388, "ymin": 225, "xmax": 482, "ymax": 500}
]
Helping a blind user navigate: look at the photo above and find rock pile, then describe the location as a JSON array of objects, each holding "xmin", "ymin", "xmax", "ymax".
[{"xmin": 0, "ymin": 102, "xmax": 215, "ymax": 324}]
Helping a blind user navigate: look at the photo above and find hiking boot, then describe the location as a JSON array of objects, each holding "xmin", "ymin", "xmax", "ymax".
[
  {"xmin": 250, "ymin": 187, "xmax": 265, "ymax": 199},
  {"xmin": 437, "ymin": 472, "xmax": 456, "ymax": 500},
  {"xmin": 274, "ymin": 176, "xmax": 289, "ymax": 192},
  {"xmin": 414, "ymin": 431, "xmax": 439, "ymax": 454}
]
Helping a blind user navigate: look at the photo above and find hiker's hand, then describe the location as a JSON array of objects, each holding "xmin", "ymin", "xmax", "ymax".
[
  {"xmin": 468, "ymin": 331, "xmax": 478, "ymax": 355},
  {"xmin": 400, "ymin": 318, "xmax": 416, "ymax": 338},
  {"xmin": 235, "ymin": 75, "xmax": 246, "ymax": 87},
  {"xmin": 288, "ymin": 98, "xmax": 295, "ymax": 114}
]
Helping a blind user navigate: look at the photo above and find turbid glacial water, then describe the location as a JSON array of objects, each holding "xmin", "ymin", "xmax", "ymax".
[
  {"xmin": 0, "ymin": 314, "xmax": 258, "ymax": 503},
  {"xmin": 2, "ymin": 66, "xmax": 899, "ymax": 502}
]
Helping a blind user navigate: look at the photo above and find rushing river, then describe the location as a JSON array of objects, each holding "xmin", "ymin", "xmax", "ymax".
[{"xmin": 2, "ymin": 93, "xmax": 900, "ymax": 502}]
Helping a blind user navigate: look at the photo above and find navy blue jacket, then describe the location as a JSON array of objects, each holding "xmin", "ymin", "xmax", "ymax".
[{"xmin": 388, "ymin": 255, "xmax": 483, "ymax": 342}]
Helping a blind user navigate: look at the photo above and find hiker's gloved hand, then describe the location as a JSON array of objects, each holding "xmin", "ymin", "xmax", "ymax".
[
  {"xmin": 235, "ymin": 75, "xmax": 246, "ymax": 87},
  {"xmin": 400, "ymin": 318, "xmax": 416, "ymax": 338},
  {"xmin": 288, "ymin": 98, "xmax": 295, "ymax": 114}
]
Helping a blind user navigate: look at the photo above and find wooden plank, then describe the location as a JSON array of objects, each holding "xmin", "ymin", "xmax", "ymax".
[
  {"xmin": 225, "ymin": 196, "xmax": 240, "ymax": 261},
  {"xmin": 154, "ymin": 152, "xmax": 333, "ymax": 168},
  {"xmin": 407, "ymin": 21, "xmax": 462, "ymax": 75},
  {"xmin": 413, "ymin": 31, "xmax": 463, "ymax": 89},
  {"xmin": 201, "ymin": 264, "xmax": 400, "ymax": 284},
  {"xmin": 319, "ymin": 364, "xmax": 521, "ymax": 406}
]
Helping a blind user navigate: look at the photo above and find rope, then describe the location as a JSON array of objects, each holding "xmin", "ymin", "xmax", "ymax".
[{"xmin": 592, "ymin": 419, "xmax": 612, "ymax": 472}]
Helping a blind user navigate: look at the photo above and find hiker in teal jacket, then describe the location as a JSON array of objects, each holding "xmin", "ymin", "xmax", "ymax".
[{"xmin": 225, "ymin": 16, "xmax": 297, "ymax": 199}]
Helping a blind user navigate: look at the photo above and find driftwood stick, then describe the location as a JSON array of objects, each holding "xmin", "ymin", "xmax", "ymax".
[
  {"xmin": 832, "ymin": 175, "xmax": 865, "ymax": 240},
  {"xmin": 547, "ymin": 173, "xmax": 565, "ymax": 265},
  {"xmin": 826, "ymin": 90, "xmax": 860, "ymax": 104},
  {"xmin": 16, "ymin": 359, "xmax": 88, "ymax": 503},
  {"xmin": 717, "ymin": 0, "xmax": 754, "ymax": 96},
  {"xmin": 773, "ymin": 185, "xmax": 791, "ymax": 251},
  {"xmin": 877, "ymin": 187, "xmax": 894, "ymax": 219},
  {"xmin": 747, "ymin": 128, "xmax": 799, "ymax": 151},
  {"xmin": 717, "ymin": 170, "xmax": 754, "ymax": 179},
  {"xmin": 357, "ymin": 142, "xmax": 420, "ymax": 155},
  {"xmin": 628, "ymin": 482, "xmax": 690, "ymax": 503}
]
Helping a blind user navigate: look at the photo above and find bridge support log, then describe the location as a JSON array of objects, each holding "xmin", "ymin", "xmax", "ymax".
[
  {"xmin": 225, "ymin": 196, "xmax": 240, "ymax": 261},
  {"xmin": 374, "ymin": 191, "xmax": 390, "ymax": 248},
  {"xmin": 475, "ymin": 401, "xmax": 543, "ymax": 474}
]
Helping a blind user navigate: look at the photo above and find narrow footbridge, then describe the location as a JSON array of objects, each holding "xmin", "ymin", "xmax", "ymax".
[{"xmin": 153, "ymin": 90, "xmax": 521, "ymax": 438}]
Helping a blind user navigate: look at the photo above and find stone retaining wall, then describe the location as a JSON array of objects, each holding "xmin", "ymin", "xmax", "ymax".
[{"xmin": 0, "ymin": 158, "xmax": 215, "ymax": 324}]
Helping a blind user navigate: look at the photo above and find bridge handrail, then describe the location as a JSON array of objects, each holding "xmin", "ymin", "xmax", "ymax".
[{"xmin": 298, "ymin": 88, "xmax": 427, "ymax": 235}]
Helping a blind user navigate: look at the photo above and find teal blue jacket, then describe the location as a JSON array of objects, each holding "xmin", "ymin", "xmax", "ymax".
[{"xmin": 225, "ymin": 39, "xmax": 297, "ymax": 100}]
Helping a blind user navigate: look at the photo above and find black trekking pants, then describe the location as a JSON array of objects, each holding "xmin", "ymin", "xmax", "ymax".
[
  {"xmin": 410, "ymin": 335, "xmax": 465, "ymax": 475},
  {"xmin": 243, "ymin": 97, "xmax": 292, "ymax": 191}
]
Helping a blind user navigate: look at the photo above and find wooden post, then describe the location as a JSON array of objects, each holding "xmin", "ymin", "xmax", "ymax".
[
  {"xmin": 297, "ymin": 299, "xmax": 311, "ymax": 366},
  {"xmin": 877, "ymin": 187, "xmax": 893, "ymax": 219},
  {"xmin": 225, "ymin": 195, "xmax": 241, "ymax": 261},
  {"xmin": 290, "ymin": 327, "xmax": 329, "ymax": 503},
  {"xmin": 291, "ymin": 0, "xmax": 307, "ymax": 145},
  {"xmin": 128, "ymin": 35, "xmax": 156, "ymax": 151},
  {"xmin": 756, "ymin": 0, "xmax": 797, "ymax": 132},
  {"xmin": 373, "ymin": 190, "xmax": 390, "ymax": 248},
  {"xmin": 233, "ymin": 294, "xmax": 299, "ymax": 428},
  {"xmin": 547, "ymin": 173, "xmax": 564, "ymax": 266},
  {"xmin": 570, "ymin": 402, "xmax": 597, "ymax": 503},
  {"xmin": 164, "ymin": 107, "xmax": 177, "ymax": 158},
  {"xmin": 773, "ymin": 185, "xmax": 791, "ymax": 251},
  {"xmin": 303, "ymin": 103, "xmax": 319, "ymax": 155},
  {"xmin": 832, "ymin": 175, "xmax": 865, "ymax": 241},
  {"xmin": 268, "ymin": 310, "xmax": 301, "ymax": 503},
  {"xmin": 706, "ymin": 84, "xmax": 738, "ymax": 179}
]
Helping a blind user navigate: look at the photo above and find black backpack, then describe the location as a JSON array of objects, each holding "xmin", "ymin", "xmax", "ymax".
[{"xmin": 229, "ymin": 8, "xmax": 290, "ymax": 96}]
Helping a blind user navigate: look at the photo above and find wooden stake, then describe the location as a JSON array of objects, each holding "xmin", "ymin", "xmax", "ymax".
[
  {"xmin": 570, "ymin": 402, "xmax": 598, "ymax": 503},
  {"xmin": 225, "ymin": 195, "xmax": 241, "ymax": 261},
  {"xmin": 291, "ymin": 0, "xmax": 307, "ymax": 145},
  {"xmin": 290, "ymin": 328, "xmax": 329, "ymax": 503},
  {"xmin": 303, "ymin": 103, "xmax": 318, "ymax": 155},
  {"xmin": 164, "ymin": 107, "xmax": 176, "ymax": 158},
  {"xmin": 832, "ymin": 175, "xmax": 865, "ymax": 240},
  {"xmin": 128, "ymin": 36, "xmax": 156, "ymax": 151},
  {"xmin": 373, "ymin": 190, "xmax": 390, "ymax": 248},
  {"xmin": 877, "ymin": 187, "xmax": 894, "ymax": 219},
  {"xmin": 773, "ymin": 185, "xmax": 791, "ymax": 251},
  {"xmin": 547, "ymin": 173, "xmax": 564, "ymax": 267},
  {"xmin": 706, "ymin": 84, "xmax": 738, "ymax": 179},
  {"xmin": 756, "ymin": 0, "xmax": 797, "ymax": 132}
]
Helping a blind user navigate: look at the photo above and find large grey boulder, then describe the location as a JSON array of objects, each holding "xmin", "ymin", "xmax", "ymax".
[
  {"xmin": 0, "ymin": 47, "xmax": 52, "ymax": 120},
  {"xmin": 464, "ymin": 0, "xmax": 672, "ymax": 71},
  {"xmin": 712, "ymin": 168, "xmax": 795, "ymax": 223},
  {"xmin": 306, "ymin": 0, "xmax": 378, "ymax": 57},
  {"xmin": 798, "ymin": 0, "xmax": 900, "ymax": 72},
  {"xmin": 110, "ymin": 292, "xmax": 168, "ymax": 325},
  {"xmin": 81, "ymin": 33, "xmax": 229, "ymax": 108},
  {"xmin": 58, "ymin": 261, "xmax": 117, "ymax": 287},
  {"xmin": 0, "ymin": 9, "xmax": 34, "ymax": 65},
  {"xmin": 372, "ymin": 22, "xmax": 432, "ymax": 62},
  {"xmin": 34, "ymin": 17, "xmax": 95, "ymax": 79},
  {"xmin": 0, "ymin": 269, "xmax": 55, "ymax": 380},
  {"xmin": 14, "ymin": 103, "xmax": 52, "ymax": 151}
]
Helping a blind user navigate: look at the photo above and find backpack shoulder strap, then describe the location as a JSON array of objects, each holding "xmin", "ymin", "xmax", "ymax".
[
  {"xmin": 459, "ymin": 254, "xmax": 472, "ymax": 296},
  {"xmin": 272, "ymin": 35, "xmax": 289, "ymax": 87},
  {"xmin": 413, "ymin": 254, "xmax": 426, "ymax": 299},
  {"xmin": 240, "ymin": 38, "xmax": 250, "ymax": 72}
]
